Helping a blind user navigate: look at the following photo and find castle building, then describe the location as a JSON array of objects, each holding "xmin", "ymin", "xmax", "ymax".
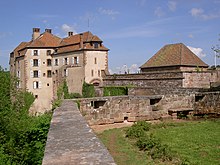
[{"xmin": 10, "ymin": 28, "xmax": 109, "ymax": 114}]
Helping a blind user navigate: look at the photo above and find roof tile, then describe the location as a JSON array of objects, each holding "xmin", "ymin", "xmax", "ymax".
[{"xmin": 140, "ymin": 43, "xmax": 208, "ymax": 68}]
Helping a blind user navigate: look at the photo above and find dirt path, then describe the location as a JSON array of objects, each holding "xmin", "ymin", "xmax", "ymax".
[{"xmin": 91, "ymin": 122, "xmax": 134, "ymax": 133}]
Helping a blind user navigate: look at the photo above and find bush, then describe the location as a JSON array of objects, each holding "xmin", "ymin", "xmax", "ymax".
[
  {"xmin": 103, "ymin": 86, "xmax": 128, "ymax": 96},
  {"xmin": 126, "ymin": 121, "xmax": 172, "ymax": 161},
  {"xmin": 68, "ymin": 93, "xmax": 82, "ymax": 99},
  {"xmin": 126, "ymin": 121, "xmax": 151, "ymax": 138},
  {"xmin": 82, "ymin": 82, "xmax": 95, "ymax": 98}
]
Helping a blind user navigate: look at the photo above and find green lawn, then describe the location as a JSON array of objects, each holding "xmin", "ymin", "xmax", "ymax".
[{"xmin": 98, "ymin": 120, "xmax": 220, "ymax": 165}]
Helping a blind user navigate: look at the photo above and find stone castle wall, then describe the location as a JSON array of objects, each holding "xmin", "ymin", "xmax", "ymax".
[
  {"xmin": 103, "ymin": 70, "xmax": 220, "ymax": 90},
  {"xmin": 77, "ymin": 94, "xmax": 195, "ymax": 125},
  {"xmin": 103, "ymin": 72, "xmax": 184, "ymax": 88},
  {"xmin": 194, "ymin": 92, "xmax": 220, "ymax": 115}
]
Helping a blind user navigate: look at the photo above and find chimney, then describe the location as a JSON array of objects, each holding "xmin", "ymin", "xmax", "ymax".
[
  {"xmin": 32, "ymin": 28, "xmax": 40, "ymax": 40},
  {"xmin": 45, "ymin": 29, "xmax": 52, "ymax": 33},
  {"xmin": 80, "ymin": 33, "xmax": 83, "ymax": 49},
  {"xmin": 68, "ymin": 31, "xmax": 73, "ymax": 37}
]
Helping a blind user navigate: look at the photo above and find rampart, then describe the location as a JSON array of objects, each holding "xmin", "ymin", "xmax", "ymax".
[
  {"xmin": 103, "ymin": 70, "xmax": 220, "ymax": 89},
  {"xmin": 78, "ymin": 94, "xmax": 195, "ymax": 125}
]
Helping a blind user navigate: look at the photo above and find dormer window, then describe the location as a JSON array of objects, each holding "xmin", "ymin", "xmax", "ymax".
[
  {"xmin": 34, "ymin": 50, "xmax": 38, "ymax": 56},
  {"xmin": 94, "ymin": 42, "xmax": 99, "ymax": 48},
  {"xmin": 47, "ymin": 50, "xmax": 51, "ymax": 55}
]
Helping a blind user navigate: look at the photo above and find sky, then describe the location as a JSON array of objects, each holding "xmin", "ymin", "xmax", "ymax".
[{"xmin": 0, "ymin": 0, "xmax": 219, "ymax": 73}]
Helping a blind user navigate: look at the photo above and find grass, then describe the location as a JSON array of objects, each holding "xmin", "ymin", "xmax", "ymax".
[
  {"xmin": 98, "ymin": 128, "xmax": 153, "ymax": 165},
  {"xmin": 98, "ymin": 119, "xmax": 220, "ymax": 165}
]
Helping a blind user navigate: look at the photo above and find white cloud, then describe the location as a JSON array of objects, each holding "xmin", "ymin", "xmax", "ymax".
[
  {"xmin": 154, "ymin": 7, "xmax": 165, "ymax": 17},
  {"xmin": 187, "ymin": 46, "xmax": 206, "ymax": 58},
  {"xmin": 168, "ymin": 1, "xmax": 177, "ymax": 12},
  {"xmin": 61, "ymin": 24, "xmax": 77, "ymax": 35},
  {"xmin": 190, "ymin": 8, "xmax": 220, "ymax": 20},
  {"xmin": 98, "ymin": 7, "xmax": 119, "ymax": 20}
]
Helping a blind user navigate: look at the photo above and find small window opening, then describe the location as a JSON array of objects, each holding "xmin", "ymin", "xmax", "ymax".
[
  {"xmin": 124, "ymin": 117, "xmax": 128, "ymax": 122},
  {"xmin": 35, "ymin": 95, "xmax": 38, "ymax": 99},
  {"xmin": 195, "ymin": 95, "xmax": 205, "ymax": 102},
  {"xmin": 94, "ymin": 101, "xmax": 106, "ymax": 109},
  {"xmin": 150, "ymin": 98, "xmax": 161, "ymax": 105}
]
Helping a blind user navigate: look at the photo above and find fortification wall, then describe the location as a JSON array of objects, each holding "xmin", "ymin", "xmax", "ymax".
[
  {"xmin": 103, "ymin": 70, "xmax": 220, "ymax": 90},
  {"xmin": 194, "ymin": 92, "xmax": 220, "ymax": 115},
  {"xmin": 103, "ymin": 72, "xmax": 183, "ymax": 88},
  {"xmin": 77, "ymin": 94, "xmax": 195, "ymax": 125}
]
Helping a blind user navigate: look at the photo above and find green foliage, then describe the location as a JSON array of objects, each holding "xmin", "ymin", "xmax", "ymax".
[
  {"xmin": 69, "ymin": 93, "xmax": 82, "ymax": 99},
  {"xmin": 63, "ymin": 80, "xmax": 69, "ymax": 99},
  {"xmin": 0, "ymin": 68, "xmax": 52, "ymax": 164},
  {"xmin": 103, "ymin": 86, "xmax": 128, "ymax": 96},
  {"xmin": 126, "ymin": 121, "xmax": 173, "ymax": 161},
  {"xmin": 126, "ymin": 121, "xmax": 151, "ymax": 138},
  {"xmin": 82, "ymin": 82, "xmax": 95, "ymax": 98}
]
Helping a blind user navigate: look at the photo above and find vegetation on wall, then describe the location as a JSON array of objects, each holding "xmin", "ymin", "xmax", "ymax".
[
  {"xmin": 103, "ymin": 86, "xmax": 128, "ymax": 96},
  {"xmin": 82, "ymin": 82, "xmax": 95, "ymax": 98},
  {"xmin": 0, "ymin": 67, "xmax": 52, "ymax": 164}
]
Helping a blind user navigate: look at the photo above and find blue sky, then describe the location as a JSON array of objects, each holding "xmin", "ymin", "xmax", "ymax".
[{"xmin": 0, "ymin": 0, "xmax": 219, "ymax": 73}]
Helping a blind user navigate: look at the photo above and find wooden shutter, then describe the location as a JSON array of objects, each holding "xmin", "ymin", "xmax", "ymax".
[
  {"xmin": 39, "ymin": 81, "xmax": 42, "ymax": 89},
  {"xmin": 38, "ymin": 70, "xmax": 41, "ymax": 77},
  {"xmin": 76, "ymin": 57, "xmax": 79, "ymax": 64}
]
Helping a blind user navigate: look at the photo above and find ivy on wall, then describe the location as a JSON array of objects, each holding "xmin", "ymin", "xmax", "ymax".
[
  {"xmin": 103, "ymin": 86, "xmax": 128, "ymax": 96},
  {"xmin": 82, "ymin": 82, "xmax": 95, "ymax": 98}
]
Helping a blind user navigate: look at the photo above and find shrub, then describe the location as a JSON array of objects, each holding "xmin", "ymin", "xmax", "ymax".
[
  {"xmin": 82, "ymin": 82, "xmax": 95, "ymax": 98},
  {"xmin": 126, "ymin": 121, "xmax": 151, "ymax": 138},
  {"xmin": 69, "ymin": 93, "xmax": 82, "ymax": 99},
  {"xmin": 103, "ymin": 86, "xmax": 128, "ymax": 96}
]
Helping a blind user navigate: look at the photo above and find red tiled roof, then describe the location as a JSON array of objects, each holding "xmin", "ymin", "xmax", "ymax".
[
  {"xmin": 12, "ymin": 30, "xmax": 108, "ymax": 56},
  {"xmin": 28, "ymin": 32, "xmax": 61, "ymax": 47},
  {"xmin": 13, "ymin": 42, "xmax": 30, "ymax": 57},
  {"xmin": 56, "ymin": 31, "xmax": 108, "ymax": 54},
  {"xmin": 140, "ymin": 43, "xmax": 208, "ymax": 68}
]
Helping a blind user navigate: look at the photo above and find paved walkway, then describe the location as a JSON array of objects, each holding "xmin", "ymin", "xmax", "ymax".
[{"xmin": 42, "ymin": 100, "xmax": 116, "ymax": 165}]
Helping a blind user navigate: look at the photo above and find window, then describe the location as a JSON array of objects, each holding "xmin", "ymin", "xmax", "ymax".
[
  {"xmin": 98, "ymin": 70, "xmax": 101, "ymax": 77},
  {"xmin": 17, "ymin": 71, "xmax": 20, "ymax": 78},
  {"xmin": 47, "ymin": 83, "xmax": 50, "ymax": 86},
  {"xmin": 43, "ymin": 73, "xmax": 46, "ymax": 77},
  {"xmin": 94, "ymin": 42, "xmax": 99, "ymax": 48},
  {"xmin": 55, "ymin": 59, "xmax": 59, "ymax": 66},
  {"xmin": 33, "ymin": 50, "xmax": 38, "ymax": 56},
  {"xmin": 47, "ymin": 70, "xmax": 52, "ymax": 78},
  {"xmin": 33, "ymin": 70, "xmax": 39, "ymax": 78},
  {"xmin": 33, "ymin": 59, "xmax": 38, "ymax": 67},
  {"xmin": 17, "ymin": 81, "xmax": 21, "ymax": 88},
  {"xmin": 94, "ymin": 57, "xmax": 97, "ymax": 64},
  {"xmin": 33, "ymin": 81, "xmax": 39, "ymax": 89},
  {"xmin": 47, "ymin": 50, "xmax": 51, "ymax": 55},
  {"xmin": 35, "ymin": 95, "xmax": 38, "ymax": 99},
  {"xmin": 91, "ymin": 70, "xmax": 94, "ymax": 77},
  {"xmin": 47, "ymin": 59, "xmax": 52, "ymax": 66},
  {"xmin": 64, "ymin": 69, "xmax": 67, "ymax": 77},
  {"xmin": 64, "ymin": 57, "xmax": 68, "ymax": 65}
]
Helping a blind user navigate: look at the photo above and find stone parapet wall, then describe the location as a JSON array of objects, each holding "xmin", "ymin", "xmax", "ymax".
[
  {"xmin": 128, "ymin": 87, "xmax": 200, "ymax": 96},
  {"xmin": 103, "ymin": 72, "xmax": 183, "ymax": 88},
  {"xmin": 78, "ymin": 96, "xmax": 163, "ymax": 125},
  {"xmin": 183, "ymin": 71, "xmax": 214, "ymax": 88},
  {"xmin": 77, "ymin": 94, "xmax": 195, "ymax": 125},
  {"xmin": 194, "ymin": 92, "xmax": 220, "ymax": 115}
]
